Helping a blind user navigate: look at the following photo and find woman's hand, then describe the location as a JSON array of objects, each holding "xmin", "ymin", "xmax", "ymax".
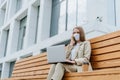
[
  {"xmin": 70, "ymin": 35, "xmax": 75, "ymax": 46},
  {"xmin": 66, "ymin": 59, "xmax": 75, "ymax": 64}
]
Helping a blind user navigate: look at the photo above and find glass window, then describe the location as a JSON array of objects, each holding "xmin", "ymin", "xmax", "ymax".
[
  {"xmin": 50, "ymin": 0, "xmax": 66, "ymax": 37},
  {"xmin": 0, "ymin": 71, "xmax": 1, "ymax": 78},
  {"xmin": 67, "ymin": 0, "xmax": 87, "ymax": 30},
  {"xmin": 50, "ymin": 0, "xmax": 60, "ymax": 37},
  {"xmin": 35, "ymin": 6, "xmax": 40, "ymax": 43},
  {"xmin": 0, "ymin": 4, "xmax": 6, "ymax": 27},
  {"xmin": 67, "ymin": 0, "xmax": 77, "ymax": 30},
  {"xmin": 50, "ymin": 0, "xmax": 87, "ymax": 36},
  {"xmin": 58, "ymin": 0, "xmax": 66, "ymax": 34},
  {"xmin": 0, "ymin": 64, "xmax": 2, "ymax": 78},
  {"xmin": 17, "ymin": 16, "xmax": 27, "ymax": 51},
  {"xmin": 16, "ymin": 0, "xmax": 22, "ymax": 12},
  {"xmin": 0, "ymin": 31, "xmax": 1, "ymax": 40},
  {"xmin": 9, "ymin": 61, "xmax": 15, "ymax": 77},
  {"xmin": 4, "ymin": 29, "xmax": 9, "ymax": 57}
]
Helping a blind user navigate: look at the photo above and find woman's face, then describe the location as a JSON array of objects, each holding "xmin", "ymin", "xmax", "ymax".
[
  {"xmin": 73, "ymin": 28, "xmax": 80, "ymax": 34},
  {"xmin": 72, "ymin": 28, "xmax": 81, "ymax": 41}
]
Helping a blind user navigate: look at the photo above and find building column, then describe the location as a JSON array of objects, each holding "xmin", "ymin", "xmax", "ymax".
[
  {"xmin": 0, "ymin": 30, "xmax": 7, "ymax": 58},
  {"xmin": 6, "ymin": 21, "xmax": 20, "ymax": 55},
  {"xmin": 4, "ymin": 0, "xmax": 10, "ymax": 24},
  {"xmin": 0, "ymin": 9, "xmax": 5, "ymax": 27},
  {"xmin": 7, "ymin": 0, "xmax": 17, "ymax": 20},
  {"xmin": 7, "ymin": 20, "xmax": 20, "ymax": 55},
  {"xmin": 37, "ymin": 0, "xmax": 52, "ymax": 43},
  {"xmin": 24, "ymin": 5, "xmax": 38, "ymax": 48},
  {"xmin": 1, "ymin": 62, "xmax": 10, "ymax": 79}
]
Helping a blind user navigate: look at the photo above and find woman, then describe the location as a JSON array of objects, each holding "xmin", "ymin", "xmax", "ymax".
[{"xmin": 47, "ymin": 26, "xmax": 92, "ymax": 80}]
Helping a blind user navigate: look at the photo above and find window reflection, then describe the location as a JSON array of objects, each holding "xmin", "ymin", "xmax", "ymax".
[
  {"xmin": 50, "ymin": 0, "xmax": 66, "ymax": 36},
  {"xmin": 67, "ymin": 0, "xmax": 87, "ymax": 30},
  {"xmin": 67, "ymin": 0, "xmax": 77, "ymax": 30},
  {"xmin": 58, "ymin": 0, "xmax": 66, "ymax": 34},
  {"xmin": 50, "ymin": 0, "xmax": 87, "ymax": 36}
]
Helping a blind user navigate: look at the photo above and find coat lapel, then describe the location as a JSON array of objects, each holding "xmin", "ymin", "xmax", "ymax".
[{"xmin": 74, "ymin": 42, "xmax": 84, "ymax": 59}]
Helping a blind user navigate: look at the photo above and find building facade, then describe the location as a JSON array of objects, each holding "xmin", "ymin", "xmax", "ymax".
[{"xmin": 0, "ymin": 0, "xmax": 120, "ymax": 79}]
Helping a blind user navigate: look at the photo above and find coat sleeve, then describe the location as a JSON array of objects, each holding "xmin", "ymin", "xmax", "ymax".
[
  {"xmin": 83, "ymin": 41, "xmax": 91, "ymax": 60},
  {"xmin": 65, "ymin": 44, "xmax": 73, "ymax": 59},
  {"xmin": 74, "ymin": 41, "xmax": 91, "ymax": 66}
]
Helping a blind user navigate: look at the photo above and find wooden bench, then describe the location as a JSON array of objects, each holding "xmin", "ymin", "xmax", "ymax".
[{"xmin": 4, "ymin": 30, "xmax": 120, "ymax": 80}]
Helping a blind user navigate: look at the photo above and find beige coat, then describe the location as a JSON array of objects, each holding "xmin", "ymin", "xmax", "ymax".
[
  {"xmin": 65, "ymin": 41, "xmax": 92, "ymax": 72},
  {"xmin": 47, "ymin": 41, "xmax": 92, "ymax": 80}
]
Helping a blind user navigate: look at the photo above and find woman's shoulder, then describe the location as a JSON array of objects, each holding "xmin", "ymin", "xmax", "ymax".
[{"xmin": 83, "ymin": 40, "xmax": 90, "ymax": 44}]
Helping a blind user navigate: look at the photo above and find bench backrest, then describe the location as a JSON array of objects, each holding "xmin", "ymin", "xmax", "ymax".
[
  {"xmin": 11, "ymin": 53, "xmax": 48, "ymax": 79},
  {"xmin": 11, "ymin": 30, "xmax": 120, "ymax": 79},
  {"xmin": 90, "ymin": 30, "xmax": 120, "ymax": 70}
]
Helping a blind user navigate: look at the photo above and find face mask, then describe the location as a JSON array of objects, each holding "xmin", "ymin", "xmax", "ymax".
[{"xmin": 73, "ymin": 33, "xmax": 80, "ymax": 41}]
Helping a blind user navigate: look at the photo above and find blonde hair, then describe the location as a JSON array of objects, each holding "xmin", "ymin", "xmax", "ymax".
[{"xmin": 73, "ymin": 26, "xmax": 86, "ymax": 42}]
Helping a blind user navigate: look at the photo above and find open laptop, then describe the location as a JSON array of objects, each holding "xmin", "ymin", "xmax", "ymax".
[{"xmin": 47, "ymin": 45, "xmax": 67, "ymax": 64}]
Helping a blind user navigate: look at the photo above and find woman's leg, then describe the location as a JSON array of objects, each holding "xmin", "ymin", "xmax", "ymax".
[
  {"xmin": 51, "ymin": 63, "xmax": 77, "ymax": 80},
  {"xmin": 63, "ymin": 63, "xmax": 77, "ymax": 72},
  {"xmin": 47, "ymin": 64, "xmax": 56, "ymax": 80},
  {"xmin": 52, "ymin": 63, "xmax": 65, "ymax": 80}
]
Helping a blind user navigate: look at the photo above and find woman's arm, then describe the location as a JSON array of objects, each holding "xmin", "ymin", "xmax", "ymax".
[
  {"xmin": 74, "ymin": 41, "xmax": 91, "ymax": 65},
  {"xmin": 65, "ymin": 35, "xmax": 75, "ymax": 59},
  {"xmin": 83, "ymin": 41, "xmax": 91, "ymax": 60},
  {"xmin": 65, "ymin": 44, "xmax": 73, "ymax": 59}
]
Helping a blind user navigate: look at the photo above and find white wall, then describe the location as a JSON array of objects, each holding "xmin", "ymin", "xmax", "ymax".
[
  {"xmin": 115, "ymin": 0, "xmax": 120, "ymax": 28},
  {"xmin": 87, "ymin": 0, "xmax": 108, "ymax": 24},
  {"xmin": 86, "ymin": 0, "xmax": 119, "ymax": 39},
  {"xmin": 0, "ymin": 0, "xmax": 120, "ymax": 79}
]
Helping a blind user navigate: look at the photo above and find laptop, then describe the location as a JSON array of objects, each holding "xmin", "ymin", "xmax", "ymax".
[{"xmin": 47, "ymin": 45, "xmax": 67, "ymax": 63}]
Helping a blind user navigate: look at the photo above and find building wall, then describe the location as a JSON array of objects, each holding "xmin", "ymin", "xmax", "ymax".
[{"xmin": 0, "ymin": 0, "xmax": 120, "ymax": 79}]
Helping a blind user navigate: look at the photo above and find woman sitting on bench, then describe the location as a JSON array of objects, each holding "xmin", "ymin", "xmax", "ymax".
[{"xmin": 47, "ymin": 26, "xmax": 93, "ymax": 80}]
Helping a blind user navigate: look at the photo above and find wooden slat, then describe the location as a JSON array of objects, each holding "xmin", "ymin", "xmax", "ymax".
[
  {"xmin": 16, "ymin": 53, "xmax": 46, "ymax": 63},
  {"xmin": 92, "ymin": 44, "xmax": 120, "ymax": 55},
  {"xmin": 63, "ymin": 74, "xmax": 120, "ymax": 80},
  {"xmin": 64, "ymin": 68, "xmax": 120, "ymax": 77},
  {"xmin": 91, "ymin": 58, "xmax": 120, "ymax": 69},
  {"xmin": 3, "ymin": 78, "xmax": 47, "ymax": 80},
  {"xmin": 14, "ymin": 60, "xmax": 48, "ymax": 70},
  {"xmin": 13, "ymin": 64, "xmax": 49, "ymax": 72},
  {"xmin": 12, "ymin": 65, "xmax": 50, "ymax": 74},
  {"xmin": 15, "ymin": 56, "xmax": 47, "ymax": 67},
  {"xmin": 11, "ymin": 75, "xmax": 47, "ymax": 79},
  {"xmin": 64, "ymin": 68, "xmax": 120, "ymax": 80},
  {"xmin": 12, "ymin": 70, "xmax": 49, "ymax": 77},
  {"xmin": 90, "ymin": 51, "xmax": 120, "ymax": 62},
  {"xmin": 89, "ymin": 30, "xmax": 120, "ymax": 43},
  {"xmin": 91, "ymin": 37, "xmax": 120, "ymax": 49}
]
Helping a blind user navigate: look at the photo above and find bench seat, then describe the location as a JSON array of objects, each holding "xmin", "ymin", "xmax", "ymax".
[{"xmin": 4, "ymin": 30, "xmax": 120, "ymax": 80}]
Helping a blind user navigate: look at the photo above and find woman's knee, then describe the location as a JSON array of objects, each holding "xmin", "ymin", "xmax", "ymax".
[
  {"xmin": 57, "ymin": 63, "xmax": 63, "ymax": 66},
  {"xmin": 56, "ymin": 63, "xmax": 64, "ymax": 68},
  {"xmin": 51, "ymin": 64, "xmax": 56, "ymax": 67}
]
